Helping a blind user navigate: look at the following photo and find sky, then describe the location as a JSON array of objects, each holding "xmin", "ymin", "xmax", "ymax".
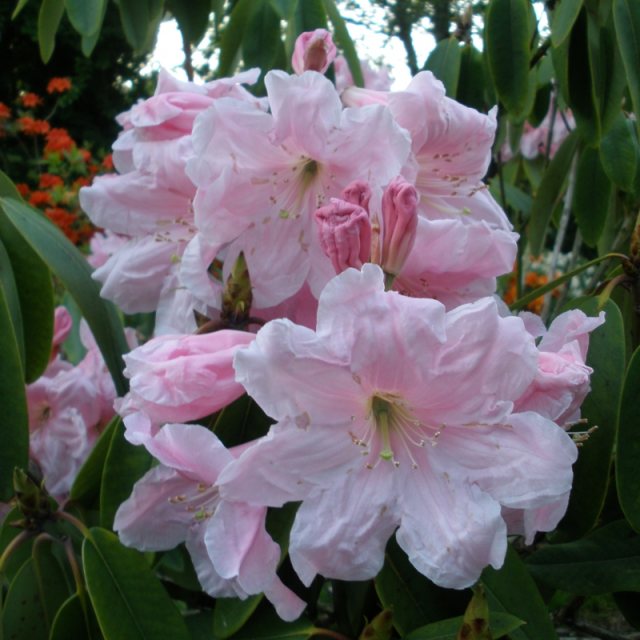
[{"xmin": 146, "ymin": 2, "xmax": 436, "ymax": 90}]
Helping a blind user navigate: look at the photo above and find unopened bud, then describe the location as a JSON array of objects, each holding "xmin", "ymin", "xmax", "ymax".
[
  {"xmin": 221, "ymin": 252, "xmax": 252, "ymax": 327},
  {"xmin": 381, "ymin": 177, "xmax": 418, "ymax": 277},
  {"xmin": 342, "ymin": 179, "xmax": 371, "ymax": 211},
  {"xmin": 292, "ymin": 29, "xmax": 337, "ymax": 75},
  {"xmin": 315, "ymin": 198, "xmax": 372, "ymax": 273}
]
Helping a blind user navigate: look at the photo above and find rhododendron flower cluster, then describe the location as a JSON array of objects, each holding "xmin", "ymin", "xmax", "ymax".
[{"xmin": 78, "ymin": 30, "xmax": 604, "ymax": 621}]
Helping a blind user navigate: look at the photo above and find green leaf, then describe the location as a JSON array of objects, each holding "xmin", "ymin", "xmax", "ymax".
[
  {"xmin": 551, "ymin": 0, "xmax": 584, "ymax": 47},
  {"xmin": 99, "ymin": 421, "xmax": 153, "ymax": 529},
  {"xmin": 0, "ymin": 197, "xmax": 129, "ymax": 395},
  {"xmin": 168, "ymin": 0, "xmax": 211, "ymax": 45},
  {"xmin": 70, "ymin": 416, "xmax": 120, "ymax": 507},
  {"xmin": 226, "ymin": 607, "xmax": 316, "ymax": 639},
  {"xmin": 184, "ymin": 610, "xmax": 214, "ymax": 640},
  {"xmin": 2, "ymin": 558, "xmax": 49, "ymax": 640},
  {"xmin": 38, "ymin": 0, "xmax": 64, "ymax": 62},
  {"xmin": 12, "ymin": 0, "xmax": 31, "ymax": 19},
  {"xmin": 80, "ymin": 0, "xmax": 108, "ymax": 56},
  {"xmin": 212, "ymin": 394, "xmax": 273, "ymax": 448},
  {"xmin": 600, "ymin": 114, "xmax": 638, "ymax": 191},
  {"xmin": 117, "ymin": 0, "xmax": 164, "ymax": 53},
  {"xmin": 375, "ymin": 538, "xmax": 468, "ymax": 636},
  {"xmin": 527, "ymin": 520, "xmax": 640, "ymax": 594},
  {"xmin": 457, "ymin": 45, "xmax": 487, "ymax": 111},
  {"xmin": 404, "ymin": 612, "xmax": 524, "ymax": 640},
  {"xmin": 482, "ymin": 546, "xmax": 558, "ymax": 640},
  {"xmin": 0, "ymin": 236, "xmax": 24, "ymax": 367},
  {"xmin": 527, "ymin": 130, "xmax": 579, "ymax": 256},
  {"xmin": 217, "ymin": 0, "xmax": 256, "ymax": 77},
  {"xmin": 485, "ymin": 0, "xmax": 531, "ymax": 117},
  {"xmin": 424, "ymin": 37, "xmax": 462, "ymax": 98},
  {"xmin": 243, "ymin": 0, "xmax": 283, "ymax": 71},
  {"xmin": 572, "ymin": 147, "xmax": 611, "ymax": 246},
  {"xmin": 616, "ymin": 346, "xmax": 640, "ymax": 531},
  {"xmin": 321, "ymin": 0, "xmax": 364, "ymax": 87},
  {"xmin": 0, "ymin": 174, "xmax": 53, "ymax": 383},
  {"xmin": 32, "ymin": 538, "xmax": 73, "ymax": 630},
  {"xmin": 613, "ymin": 0, "xmax": 640, "ymax": 137},
  {"xmin": 0, "ymin": 283, "xmax": 28, "ymax": 501},
  {"xmin": 83, "ymin": 528, "xmax": 191, "ymax": 640},
  {"xmin": 554, "ymin": 298, "xmax": 624, "ymax": 540},
  {"xmin": 0, "ymin": 507, "xmax": 33, "ymax": 581},
  {"xmin": 50, "ymin": 593, "xmax": 97, "ymax": 640},
  {"xmin": 64, "ymin": 0, "xmax": 106, "ymax": 37},
  {"xmin": 213, "ymin": 595, "xmax": 263, "ymax": 639}
]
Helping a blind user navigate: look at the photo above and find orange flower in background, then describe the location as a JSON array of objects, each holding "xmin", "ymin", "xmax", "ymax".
[
  {"xmin": 29, "ymin": 190, "xmax": 53, "ymax": 207},
  {"xmin": 78, "ymin": 148, "xmax": 92, "ymax": 163},
  {"xmin": 18, "ymin": 117, "xmax": 50, "ymax": 135},
  {"xmin": 72, "ymin": 176, "xmax": 91, "ymax": 189},
  {"xmin": 47, "ymin": 77, "xmax": 72, "ymax": 94},
  {"xmin": 45, "ymin": 207, "xmax": 79, "ymax": 243},
  {"xmin": 44, "ymin": 128, "xmax": 75, "ymax": 154},
  {"xmin": 20, "ymin": 92, "xmax": 42, "ymax": 108},
  {"xmin": 39, "ymin": 173, "xmax": 64, "ymax": 189},
  {"xmin": 102, "ymin": 154, "xmax": 114, "ymax": 170},
  {"xmin": 16, "ymin": 183, "xmax": 30, "ymax": 197},
  {"xmin": 0, "ymin": 103, "xmax": 10, "ymax": 119}
]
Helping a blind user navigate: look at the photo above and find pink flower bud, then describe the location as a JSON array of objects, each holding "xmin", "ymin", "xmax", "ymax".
[
  {"xmin": 381, "ymin": 177, "xmax": 418, "ymax": 276},
  {"xmin": 52, "ymin": 306, "xmax": 73, "ymax": 350},
  {"xmin": 291, "ymin": 29, "xmax": 337, "ymax": 75},
  {"xmin": 314, "ymin": 198, "xmax": 372, "ymax": 273},
  {"xmin": 342, "ymin": 180, "xmax": 371, "ymax": 211}
]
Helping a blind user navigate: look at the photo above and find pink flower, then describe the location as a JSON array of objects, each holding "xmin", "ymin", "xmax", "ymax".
[
  {"xmin": 334, "ymin": 56, "xmax": 393, "ymax": 91},
  {"xmin": 117, "ymin": 330, "xmax": 255, "ymax": 444},
  {"xmin": 315, "ymin": 198, "xmax": 371, "ymax": 273},
  {"xmin": 219, "ymin": 265, "xmax": 577, "ymax": 589},
  {"xmin": 187, "ymin": 70, "xmax": 411, "ymax": 308},
  {"xmin": 114, "ymin": 423, "xmax": 305, "ymax": 621},
  {"xmin": 380, "ymin": 177, "xmax": 418, "ymax": 276},
  {"xmin": 515, "ymin": 309, "xmax": 605, "ymax": 424},
  {"xmin": 52, "ymin": 306, "xmax": 72, "ymax": 355},
  {"xmin": 292, "ymin": 29, "xmax": 337, "ymax": 75}
]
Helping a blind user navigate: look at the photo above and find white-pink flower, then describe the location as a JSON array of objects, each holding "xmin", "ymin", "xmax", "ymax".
[
  {"xmin": 114, "ymin": 423, "xmax": 305, "ymax": 621},
  {"xmin": 219, "ymin": 265, "xmax": 577, "ymax": 589}
]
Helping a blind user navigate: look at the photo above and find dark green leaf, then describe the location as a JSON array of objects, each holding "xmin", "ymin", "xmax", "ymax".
[
  {"xmin": 375, "ymin": 538, "xmax": 468, "ymax": 636},
  {"xmin": 64, "ymin": 0, "xmax": 106, "ymax": 37},
  {"xmin": 613, "ymin": 592, "xmax": 640, "ymax": 629},
  {"xmin": 212, "ymin": 394, "xmax": 273, "ymax": 448},
  {"xmin": 80, "ymin": 0, "xmax": 108, "ymax": 56},
  {"xmin": 404, "ymin": 612, "xmax": 524, "ymax": 640},
  {"xmin": 2, "ymin": 559, "xmax": 49, "ymax": 640},
  {"xmin": 527, "ymin": 130, "xmax": 579, "ymax": 256},
  {"xmin": 117, "ymin": 0, "xmax": 164, "ymax": 53},
  {"xmin": 50, "ymin": 593, "xmax": 95, "ymax": 640},
  {"xmin": 482, "ymin": 546, "xmax": 558, "ymax": 640},
  {"xmin": 12, "ymin": 0, "xmax": 31, "ymax": 19},
  {"xmin": 226, "ymin": 607, "xmax": 315, "ymax": 639},
  {"xmin": 0, "ymin": 236, "xmax": 24, "ymax": 367},
  {"xmin": 0, "ymin": 174, "xmax": 53, "ymax": 383},
  {"xmin": 457, "ymin": 45, "xmax": 486, "ymax": 111},
  {"xmin": 184, "ymin": 610, "xmax": 214, "ymax": 640},
  {"xmin": 0, "ymin": 507, "xmax": 33, "ymax": 581},
  {"xmin": 600, "ymin": 114, "xmax": 638, "ymax": 191},
  {"xmin": 0, "ymin": 197, "xmax": 129, "ymax": 395},
  {"xmin": 321, "ymin": 0, "xmax": 363, "ymax": 87},
  {"xmin": 83, "ymin": 527, "xmax": 190, "ymax": 640},
  {"xmin": 99, "ymin": 421, "xmax": 153, "ymax": 529},
  {"xmin": 213, "ymin": 595, "xmax": 263, "ymax": 639},
  {"xmin": 424, "ymin": 37, "xmax": 462, "ymax": 98},
  {"xmin": 485, "ymin": 0, "xmax": 531, "ymax": 117},
  {"xmin": 616, "ymin": 346, "xmax": 640, "ymax": 531},
  {"xmin": 32, "ymin": 538, "xmax": 73, "ymax": 630},
  {"xmin": 527, "ymin": 520, "xmax": 640, "ymax": 594},
  {"xmin": 70, "ymin": 416, "xmax": 120, "ymax": 507},
  {"xmin": 555, "ymin": 298, "xmax": 624, "ymax": 540},
  {"xmin": 613, "ymin": 0, "xmax": 640, "ymax": 137},
  {"xmin": 0, "ymin": 283, "xmax": 28, "ymax": 501},
  {"xmin": 38, "ymin": 0, "xmax": 64, "ymax": 62},
  {"xmin": 243, "ymin": 0, "xmax": 283, "ymax": 71},
  {"xmin": 551, "ymin": 0, "xmax": 584, "ymax": 47},
  {"xmin": 168, "ymin": 0, "xmax": 211, "ymax": 45},
  {"xmin": 217, "ymin": 0, "xmax": 256, "ymax": 77},
  {"xmin": 572, "ymin": 147, "xmax": 611, "ymax": 246}
]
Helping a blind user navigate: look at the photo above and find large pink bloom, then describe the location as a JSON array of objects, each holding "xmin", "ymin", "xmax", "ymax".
[
  {"xmin": 186, "ymin": 70, "xmax": 411, "ymax": 308},
  {"xmin": 117, "ymin": 330, "xmax": 255, "ymax": 444},
  {"xmin": 114, "ymin": 423, "xmax": 304, "ymax": 621},
  {"xmin": 343, "ymin": 72, "xmax": 518, "ymax": 307},
  {"xmin": 219, "ymin": 265, "xmax": 577, "ymax": 589}
]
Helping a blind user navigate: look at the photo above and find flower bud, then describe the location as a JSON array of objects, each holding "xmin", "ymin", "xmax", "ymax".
[
  {"xmin": 314, "ymin": 198, "xmax": 372, "ymax": 273},
  {"xmin": 342, "ymin": 179, "xmax": 371, "ymax": 211},
  {"xmin": 291, "ymin": 29, "xmax": 337, "ymax": 75},
  {"xmin": 381, "ymin": 177, "xmax": 418, "ymax": 277}
]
